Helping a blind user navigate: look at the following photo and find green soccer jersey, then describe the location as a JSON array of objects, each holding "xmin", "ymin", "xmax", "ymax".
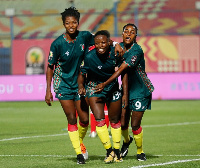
[
  {"xmin": 80, "ymin": 46, "xmax": 119, "ymax": 96},
  {"xmin": 48, "ymin": 31, "xmax": 94, "ymax": 95},
  {"xmin": 120, "ymin": 42, "xmax": 154, "ymax": 100}
]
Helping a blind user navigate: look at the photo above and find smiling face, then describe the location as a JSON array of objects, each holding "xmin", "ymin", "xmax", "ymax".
[
  {"xmin": 122, "ymin": 25, "xmax": 137, "ymax": 46},
  {"xmin": 64, "ymin": 16, "xmax": 79, "ymax": 35},
  {"xmin": 94, "ymin": 35, "xmax": 110, "ymax": 55}
]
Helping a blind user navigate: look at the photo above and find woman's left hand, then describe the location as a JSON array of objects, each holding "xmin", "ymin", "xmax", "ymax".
[
  {"xmin": 115, "ymin": 43, "xmax": 124, "ymax": 57},
  {"xmin": 122, "ymin": 94, "xmax": 128, "ymax": 109}
]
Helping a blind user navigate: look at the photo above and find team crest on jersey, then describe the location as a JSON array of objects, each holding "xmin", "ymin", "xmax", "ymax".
[
  {"xmin": 131, "ymin": 55, "xmax": 137, "ymax": 65},
  {"xmin": 49, "ymin": 51, "xmax": 53, "ymax": 60},
  {"xmin": 80, "ymin": 60, "xmax": 84, "ymax": 67},
  {"xmin": 80, "ymin": 44, "xmax": 84, "ymax": 51}
]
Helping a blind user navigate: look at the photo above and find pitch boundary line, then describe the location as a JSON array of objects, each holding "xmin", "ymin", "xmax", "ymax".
[
  {"xmin": 0, "ymin": 154, "xmax": 199, "ymax": 158},
  {"xmin": 0, "ymin": 154, "xmax": 73, "ymax": 158},
  {"xmin": 142, "ymin": 121, "xmax": 200, "ymax": 128},
  {"xmin": 0, "ymin": 121, "xmax": 199, "ymax": 142},
  {"xmin": 0, "ymin": 154, "xmax": 199, "ymax": 167},
  {"xmin": 0, "ymin": 133, "xmax": 67, "ymax": 142},
  {"xmin": 130, "ymin": 158, "xmax": 200, "ymax": 168}
]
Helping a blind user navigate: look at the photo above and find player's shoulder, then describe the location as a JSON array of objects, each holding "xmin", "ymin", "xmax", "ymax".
[
  {"xmin": 133, "ymin": 43, "xmax": 143, "ymax": 52},
  {"xmin": 51, "ymin": 34, "xmax": 64, "ymax": 46},
  {"xmin": 110, "ymin": 46, "xmax": 116, "ymax": 56},
  {"xmin": 78, "ymin": 31, "xmax": 93, "ymax": 37},
  {"xmin": 85, "ymin": 48, "xmax": 96, "ymax": 59}
]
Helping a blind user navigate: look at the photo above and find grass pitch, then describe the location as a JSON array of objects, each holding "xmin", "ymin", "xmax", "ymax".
[{"xmin": 0, "ymin": 100, "xmax": 200, "ymax": 168}]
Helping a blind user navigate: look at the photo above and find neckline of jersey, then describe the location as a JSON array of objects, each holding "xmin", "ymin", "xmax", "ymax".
[
  {"xmin": 124, "ymin": 43, "xmax": 135, "ymax": 53},
  {"xmin": 63, "ymin": 33, "xmax": 77, "ymax": 43}
]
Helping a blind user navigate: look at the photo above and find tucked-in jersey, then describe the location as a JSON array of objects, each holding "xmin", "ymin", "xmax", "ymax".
[
  {"xmin": 80, "ymin": 46, "xmax": 119, "ymax": 96},
  {"xmin": 120, "ymin": 42, "xmax": 154, "ymax": 100},
  {"xmin": 48, "ymin": 31, "xmax": 94, "ymax": 95}
]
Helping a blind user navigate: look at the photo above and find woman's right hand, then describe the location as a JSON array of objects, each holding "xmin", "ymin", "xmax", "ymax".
[
  {"xmin": 45, "ymin": 91, "xmax": 53, "ymax": 106},
  {"xmin": 78, "ymin": 84, "xmax": 86, "ymax": 96},
  {"xmin": 94, "ymin": 83, "xmax": 105, "ymax": 93}
]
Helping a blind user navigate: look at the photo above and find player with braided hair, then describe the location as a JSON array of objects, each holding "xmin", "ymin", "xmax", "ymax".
[{"xmin": 45, "ymin": 7, "xmax": 123, "ymax": 164}]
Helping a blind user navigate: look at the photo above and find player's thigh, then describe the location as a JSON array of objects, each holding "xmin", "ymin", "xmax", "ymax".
[
  {"xmin": 59, "ymin": 99, "xmax": 77, "ymax": 124},
  {"xmin": 75, "ymin": 97, "xmax": 89, "ymax": 123},
  {"xmin": 107, "ymin": 99, "xmax": 122, "ymax": 123},
  {"xmin": 121, "ymin": 108, "xmax": 131, "ymax": 128},
  {"xmin": 88, "ymin": 97, "xmax": 105, "ymax": 120},
  {"xmin": 131, "ymin": 111, "xmax": 144, "ymax": 126}
]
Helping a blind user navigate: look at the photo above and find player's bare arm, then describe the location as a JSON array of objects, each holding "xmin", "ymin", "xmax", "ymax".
[
  {"xmin": 45, "ymin": 64, "xmax": 54, "ymax": 106},
  {"xmin": 77, "ymin": 73, "xmax": 86, "ymax": 96},
  {"xmin": 121, "ymin": 72, "xmax": 128, "ymax": 109},
  {"xmin": 95, "ymin": 63, "xmax": 128, "ymax": 92}
]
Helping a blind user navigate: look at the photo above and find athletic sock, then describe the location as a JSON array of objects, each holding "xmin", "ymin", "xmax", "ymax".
[
  {"xmin": 78, "ymin": 120, "xmax": 89, "ymax": 144},
  {"xmin": 96, "ymin": 119, "xmax": 112, "ymax": 149},
  {"xmin": 132, "ymin": 126, "xmax": 144, "ymax": 154},
  {"xmin": 68, "ymin": 123, "xmax": 82, "ymax": 155},
  {"xmin": 110, "ymin": 121, "xmax": 121, "ymax": 149},
  {"xmin": 121, "ymin": 126, "xmax": 130, "ymax": 143},
  {"xmin": 106, "ymin": 147, "xmax": 113, "ymax": 156}
]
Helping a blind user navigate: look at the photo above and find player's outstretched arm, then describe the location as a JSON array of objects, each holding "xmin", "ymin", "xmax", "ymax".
[{"xmin": 95, "ymin": 63, "xmax": 128, "ymax": 92}]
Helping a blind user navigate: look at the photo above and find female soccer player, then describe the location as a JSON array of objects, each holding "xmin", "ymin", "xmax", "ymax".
[
  {"xmin": 78, "ymin": 30, "xmax": 126, "ymax": 163},
  {"xmin": 45, "ymin": 7, "xmax": 123, "ymax": 164},
  {"xmin": 95, "ymin": 23, "xmax": 154, "ymax": 161}
]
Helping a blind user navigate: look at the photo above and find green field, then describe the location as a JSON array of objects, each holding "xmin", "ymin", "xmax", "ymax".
[{"xmin": 0, "ymin": 100, "xmax": 200, "ymax": 168}]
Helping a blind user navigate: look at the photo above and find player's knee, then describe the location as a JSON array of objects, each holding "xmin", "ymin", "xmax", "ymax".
[
  {"xmin": 109, "ymin": 116, "xmax": 120, "ymax": 124},
  {"xmin": 110, "ymin": 120, "xmax": 121, "ymax": 129},
  {"xmin": 67, "ymin": 115, "xmax": 77, "ymax": 125},
  {"xmin": 79, "ymin": 119, "xmax": 89, "ymax": 126},
  {"xmin": 121, "ymin": 123, "xmax": 129, "ymax": 129},
  {"xmin": 131, "ymin": 125, "xmax": 140, "ymax": 131}
]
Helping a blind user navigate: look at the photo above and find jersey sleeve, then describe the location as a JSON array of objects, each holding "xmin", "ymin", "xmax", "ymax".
[
  {"xmin": 80, "ymin": 55, "xmax": 89, "ymax": 76},
  {"xmin": 124, "ymin": 45, "xmax": 143, "ymax": 68},
  {"xmin": 48, "ymin": 41, "xmax": 60, "ymax": 66},
  {"xmin": 84, "ymin": 31, "xmax": 95, "ymax": 53}
]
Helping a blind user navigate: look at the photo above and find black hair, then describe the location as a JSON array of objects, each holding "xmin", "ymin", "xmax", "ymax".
[
  {"xmin": 94, "ymin": 30, "xmax": 110, "ymax": 39},
  {"xmin": 123, "ymin": 23, "xmax": 138, "ymax": 34},
  {"xmin": 61, "ymin": 7, "xmax": 80, "ymax": 24},
  {"xmin": 123, "ymin": 23, "xmax": 138, "ymax": 43}
]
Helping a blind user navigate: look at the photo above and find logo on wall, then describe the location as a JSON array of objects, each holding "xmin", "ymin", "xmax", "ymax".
[{"xmin": 26, "ymin": 47, "xmax": 45, "ymax": 75}]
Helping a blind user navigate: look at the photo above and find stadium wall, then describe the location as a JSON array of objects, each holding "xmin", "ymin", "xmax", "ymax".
[
  {"xmin": 0, "ymin": 73, "xmax": 200, "ymax": 101},
  {"xmin": 12, "ymin": 35, "xmax": 200, "ymax": 75},
  {"xmin": 0, "ymin": 35, "xmax": 200, "ymax": 101}
]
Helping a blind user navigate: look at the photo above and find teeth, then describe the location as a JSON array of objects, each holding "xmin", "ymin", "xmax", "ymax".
[{"xmin": 99, "ymin": 49, "xmax": 104, "ymax": 52}]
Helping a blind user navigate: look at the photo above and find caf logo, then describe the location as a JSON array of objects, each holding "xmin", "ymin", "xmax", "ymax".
[{"xmin": 26, "ymin": 47, "xmax": 45, "ymax": 75}]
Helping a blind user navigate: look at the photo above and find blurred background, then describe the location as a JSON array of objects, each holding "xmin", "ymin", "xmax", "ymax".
[{"xmin": 0, "ymin": 0, "xmax": 200, "ymax": 101}]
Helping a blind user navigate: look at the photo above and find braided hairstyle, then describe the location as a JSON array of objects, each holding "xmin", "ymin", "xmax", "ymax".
[
  {"xmin": 61, "ymin": 7, "xmax": 80, "ymax": 24},
  {"xmin": 123, "ymin": 23, "xmax": 138, "ymax": 44}
]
